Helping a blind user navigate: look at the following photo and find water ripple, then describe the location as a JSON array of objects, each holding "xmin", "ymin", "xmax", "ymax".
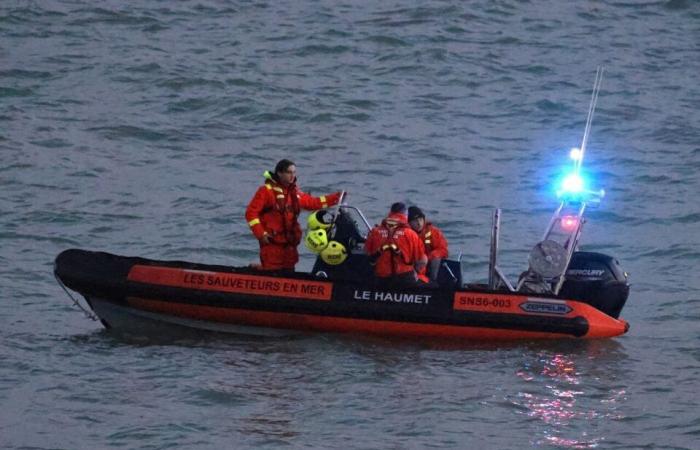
[{"xmin": 2, "ymin": 1, "xmax": 700, "ymax": 448}]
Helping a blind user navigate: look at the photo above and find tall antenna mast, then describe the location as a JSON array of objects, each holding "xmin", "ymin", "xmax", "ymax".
[
  {"xmin": 515, "ymin": 67, "xmax": 606, "ymax": 295},
  {"xmin": 576, "ymin": 66, "xmax": 604, "ymax": 173}
]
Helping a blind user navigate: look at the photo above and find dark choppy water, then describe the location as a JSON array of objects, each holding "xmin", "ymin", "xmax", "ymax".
[{"xmin": 2, "ymin": 0, "xmax": 699, "ymax": 448}]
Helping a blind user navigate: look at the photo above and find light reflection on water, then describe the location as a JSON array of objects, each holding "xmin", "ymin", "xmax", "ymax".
[
  {"xmin": 2, "ymin": 0, "xmax": 698, "ymax": 447},
  {"xmin": 515, "ymin": 350, "xmax": 627, "ymax": 449}
]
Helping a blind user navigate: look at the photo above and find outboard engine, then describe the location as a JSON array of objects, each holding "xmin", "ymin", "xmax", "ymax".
[
  {"xmin": 511, "ymin": 204, "xmax": 631, "ymax": 319},
  {"xmin": 559, "ymin": 252, "xmax": 629, "ymax": 318}
]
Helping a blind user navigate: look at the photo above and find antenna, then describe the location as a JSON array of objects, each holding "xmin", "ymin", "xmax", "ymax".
[
  {"xmin": 517, "ymin": 66, "xmax": 606, "ymax": 295},
  {"xmin": 576, "ymin": 66, "xmax": 604, "ymax": 173}
]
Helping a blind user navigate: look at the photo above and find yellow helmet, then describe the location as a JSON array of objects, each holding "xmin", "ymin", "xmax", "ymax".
[
  {"xmin": 304, "ymin": 229, "xmax": 329, "ymax": 254},
  {"xmin": 307, "ymin": 209, "xmax": 333, "ymax": 230},
  {"xmin": 320, "ymin": 240, "xmax": 347, "ymax": 265}
]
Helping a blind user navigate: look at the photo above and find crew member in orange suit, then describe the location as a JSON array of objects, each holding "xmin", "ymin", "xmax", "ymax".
[
  {"xmin": 364, "ymin": 202, "xmax": 427, "ymax": 286},
  {"xmin": 408, "ymin": 206, "xmax": 449, "ymax": 282},
  {"xmin": 246, "ymin": 159, "xmax": 342, "ymax": 271}
]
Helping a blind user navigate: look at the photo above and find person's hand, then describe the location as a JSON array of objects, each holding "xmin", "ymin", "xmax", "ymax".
[{"xmin": 260, "ymin": 234, "xmax": 271, "ymax": 245}]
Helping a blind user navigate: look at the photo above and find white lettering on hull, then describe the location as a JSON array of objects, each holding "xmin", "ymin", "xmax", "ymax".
[{"xmin": 353, "ymin": 290, "xmax": 431, "ymax": 305}]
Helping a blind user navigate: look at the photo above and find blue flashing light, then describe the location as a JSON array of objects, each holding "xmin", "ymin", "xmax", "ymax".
[
  {"xmin": 551, "ymin": 149, "xmax": 605, "ymax": 203},
  {"xmin": 562, "ymin": 173, "xmax": 584, "ymax": 193},
  {"xmin": 556, "ymin": 171, "xmax": 588, "ymax": 199}
]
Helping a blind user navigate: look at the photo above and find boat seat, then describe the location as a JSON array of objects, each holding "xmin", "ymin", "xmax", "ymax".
[{"xmin": 313, "ymin": 254, "xmax": 463, "ymax": 289}]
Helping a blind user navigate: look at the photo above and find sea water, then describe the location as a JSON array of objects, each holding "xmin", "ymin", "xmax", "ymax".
[{"xmin": 1, "ymin": 1, "xmax": 699, "ymax": 448}]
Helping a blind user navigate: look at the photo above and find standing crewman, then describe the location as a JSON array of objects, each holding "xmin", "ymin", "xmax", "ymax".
[
  {"xmin": 408, "ymin": 206, "xmax": 449, "ymax": 282},
  {"xmin": 246, "ymin": 159, "xmax": 342, "ymax": 271},
  {"xmin": 364, "ymin": 202, "xmax": 427, "ymax": 286}
]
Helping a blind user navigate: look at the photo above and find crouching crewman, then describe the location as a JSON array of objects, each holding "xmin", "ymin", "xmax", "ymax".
[
  {"xmin": 364, "ymin": 202, "xmax": 427, "ymax": 286},
  {"xmin": 408, "ymin": 206, "xmax": 449, "ymax": 282}
]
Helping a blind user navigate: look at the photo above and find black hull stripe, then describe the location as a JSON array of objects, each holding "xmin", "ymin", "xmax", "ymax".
[{"xmin": 110, "ymin": 292, "xmax": 589, "ymax": 338}]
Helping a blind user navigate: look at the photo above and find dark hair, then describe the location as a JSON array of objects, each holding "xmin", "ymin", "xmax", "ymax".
[
  {"xmin": 408, "ymin": 206, "xmax": 425, "ymax": 221},
  {"xmin": 390, "ymin": 202, "xmax": 407, "ymax": 215},
  {"xmin": 275, "ymin": 159, "xmax": 295, "ymax": 175}
]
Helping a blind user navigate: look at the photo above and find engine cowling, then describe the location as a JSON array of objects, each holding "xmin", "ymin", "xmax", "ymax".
[{"xmin": 559, "ymin": 251, "xmax": 630, "ymax": 319}]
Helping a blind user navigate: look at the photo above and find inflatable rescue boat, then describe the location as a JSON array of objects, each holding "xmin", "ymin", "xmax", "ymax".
[
  {"xmin": 54, "ymin": 236, "xmax": 629, "ymax": 340},
  {"xmin": 54, "ymin": 68, "xmax": 630, "ymax": 340}
]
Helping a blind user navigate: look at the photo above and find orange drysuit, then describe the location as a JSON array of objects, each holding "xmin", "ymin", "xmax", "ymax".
[
  {"xmin": 246, "ymin": 172, "xmax": 340, "ymax": 270},
  {"xmin": 364, "ymin": 212, "xmax": 427, "ymax": 279},
  {"xmin": 415, "ymin": 222, "xmax": 448, "ymax": 282},
  {"xmin": 416, "ymin": 223, "xmax": 448, "ymax": 261}
]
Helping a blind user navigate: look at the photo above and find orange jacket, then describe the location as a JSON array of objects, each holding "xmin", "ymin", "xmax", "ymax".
[
  {"xmin": 246, "ymin": 172, "xmax": 341, "ymax": 246},
  {"xmin": 416, "ymin": 223, "xmax": 448, "ymax": 260},
  {"xmin": 364, "ymin": 212, "xmax": 427, "ymax": 277}
]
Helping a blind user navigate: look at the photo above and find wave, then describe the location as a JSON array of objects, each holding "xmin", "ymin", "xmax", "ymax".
[
  {"xmin": 294, "ymin": 45, "xmax": 351, "ymax": 56},
  {"xmin": 68, "ymin": 7, "xmax": 161, "ymax": 26},
  {"xmin": 87, "ymin": 125, "xmax": 169, "ymax": 142}
]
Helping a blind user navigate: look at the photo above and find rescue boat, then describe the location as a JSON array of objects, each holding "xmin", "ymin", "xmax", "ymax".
[
  {"xmin": 54, "ymin": 67, "xmax": 630, "ymax": 340},
  {"xmin": 54, "ymin": 236, "xmax": 629, "ymax": 340}
]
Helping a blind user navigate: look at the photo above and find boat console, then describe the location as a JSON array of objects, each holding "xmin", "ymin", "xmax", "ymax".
[{"xmin": 310, "ymin": 206, "xmax": 463, "ymax": 288}]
